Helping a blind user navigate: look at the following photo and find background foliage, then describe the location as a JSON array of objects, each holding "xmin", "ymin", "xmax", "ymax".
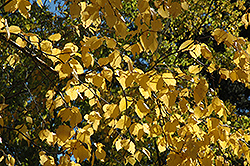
[{"xmin": 0, "ymin": 0, "xmax": 250, "ymax": 165}]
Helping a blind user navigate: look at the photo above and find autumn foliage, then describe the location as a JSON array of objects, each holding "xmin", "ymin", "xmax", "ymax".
[{"xmin": 0, "ymin": 0, "xmax": 250, "ymax": 165}]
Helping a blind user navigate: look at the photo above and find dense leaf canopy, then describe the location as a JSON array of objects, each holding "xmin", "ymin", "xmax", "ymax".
[{"xmin": 0, "ymin": 0, "xmax": 250, "ymax": 165}]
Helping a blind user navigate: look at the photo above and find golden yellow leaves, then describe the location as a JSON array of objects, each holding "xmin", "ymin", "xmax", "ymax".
[
  {"xmin": 5, "ymin": 154, "xmax": 15, "ymax": 166},
  {"xmin": 58, "ymin": 107, "xmax": 82, "ymax": 127},
  {"xmin": 80, "ymin": 2, "xmax": 101, "ymax": 28},
  {"xmin": 16, "ymin": 37, "xmax": 27, "ymax": 47},
  {"xmin": 157, "ymin": 1, "xmax": 188, "ymax": 19},
  {"xmin": 135, "ymin": 100, "xmax": 150, "ymax": 119},
  {"xmin": 188, "ymin": 65, "xmax": 203, "ymax": 75},
  {"xmin": 84, "ymin": 111, "xmax": 102, "ymax": 131},
  {"xmin": 105, "ymin": 37, "xmax": 116, "ymax": 49},
  {"xmin": 6, "ymin": 54, "xmax": 20, "ymax": 68},
  {"xmin": 48, "ymin": 33, "xmax": 61, "ymax": 42},
  {"xmin": 200, "ymin": 43, "xmax": 212, "ymax": 60},
  {"xmin": 114, "ymin": 21, "xmax": 127, "ymax": 39},
  {"xmin": 140, "ymin": 32, "xmax": 158, "ymax": 53},
  {"xmin": 39, "ymin": 129, "xmax": 55, "ymax": 145},
  {"xmin": 4, "ymin": 0, "xmax": 31, "ymax": 18},
  {"xmin": 138, "ymin": 0, "xmax": 149, "ymax": 13},
  {"xmin": 95, "ymin": 143, "xmax": 106, "ymax": 162},
  {"xmin": 41, "ymin": 40, "xmax": 52, "ymax": 54},
  {"xmin": 73, "ymin": 142, "xmax": 91, "ymax": 162},
  {"xmin": 162, "ymin": 72, "xmax": 176, "ymax": 86},
  {"xmin": 241, "ymin": 13, "xmax": 250, "ymax": 29},
  {"xmin": 158, "ymin": 5, "xmax": 169, "ymax": 18},
  {"xmin": 179, "ymin": 40, "xmax": 214, "ymax": 60},
  {"xmin": 70, "ymin": 2, "xmax": 81, "ymax": 19},
  {"xmin": 194, "ymin": 79, "xmax": 208, "ymax": 104},
  {"xmin": 52, "ymin": 43, "xmax": 85, "ymax": 79},
  {"xmin": 116, "ymin": 115, "xmax": 131, "ymax": 129},
  {"xmin": 103, "ymin": 103, "xmax": 120, "ymax": 119},
  {"xmin": 56, "ymin": 125, "xmax": 75, "ymax": 142},
  {"xmin": 115, "ymin": 138, "xmax": 136, "ymax": 155}
]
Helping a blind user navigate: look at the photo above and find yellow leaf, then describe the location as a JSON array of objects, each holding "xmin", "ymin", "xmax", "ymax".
[
  {"xmin": 6, "ymin": 154, "xmax": 15, "ymax": 166},
  {"xmin": 190, "ymin": 44, "xmax": 201, "ymax": 59},
  {"xmin": 92, "ymin": 75, "xmax": 105, "ymax": 89},
  {"xmin": 219, "ymin": 68, "xmax": 229, "ymax": 80},
  {"xmin": 26, "ymin": 116, "xmax": 33, "ymax": 123},
  {"xmin": 140, "ymin": 33, "xmax": 150, "ymax": 51},
  {"xmin": 194, "ymin": 79, "xmax": 208, "ymax": 104},
  {"xmin": 212, "ymin": 29, "xmax": 228, "ymax": 45},
  {"xmin": 201, "ymin": 43, "xmax": 212, "ymax": 60},
  {"xmin": 138, "ymin": 0, "xmax": 149, "ymax": 13},
  {"xmin": 41, "ymin": 40, "xmax": 52, "ymax": 54},
  {"xmin": 70, "ymin": 3, "xmax": 81, "ymax": 19},
  {"xmin": 30, "ymin": 35, "xmax": 39, "ymax": 47},
  {"xmin": 6, "ymin": 54, "xmax": 19, "ymax": 68},
  {"xmin": 106, "ymin": 15, "xmax": 117, "ymax": 29},
  {"xmin": 7, "ymin": 26, "xmax": 21, "ymax": 35},
  {"xmin": 181, "ymin": 1, "xmax": 189, "ymax": 10},
  {"xmin": 126, "ymin": 156, "xmax": 136, "ymax": 165},
  {"xmin": 152, "ymin": 19, "xmax": 163, "ymax": 31},
  {"xmin": 70, "ymin": 107, "xmax": 82, "ymax": 127},
  {"xmin": 163, "ymin": 120, "xmax": 178, "ymax": 134},
  {"xmin": 150, "ymin": 124, "xmax": 162, "ymax": 137},
  {"xmin": 130, "ymin": 123, "xmax": 144, "ymax": 139},
  {"xmin": 95, "ymin": 143, "xmax": 106, "ymax": 162},
  {"xmin": 158, "ymin": 5, "xmax": 169, "ymax": 18},
  {"xmin": 103, "ymin": 104, "xmax": 120, "ymax": 119},
  {"xmin": 48, "ymin": 33, "xmax": 61, "ymax": 41},
  {"xmin": 56, "ymin": 125, "xmax": 73, "ymax": 142},
  {"xmin": 37, "ymin": 0, "xmax": 43, "ymax": 7},
  {"xmin": 18, "ymin": 0, "xmax": 31, "ymax": 18},
  {"xmin": 61, "ymin": 63, "xmax": 73, "ymax": 76},
  {"xmin": 119, "ymin": 96, "xmax": 133, "ymax": 112},
  {"xmin": 127, "ymin": 141, "xmax": 136, "ymax": 154},
  {"xmin": 188, "ymin": 65, "xmax": 203, "ymax": 74},
  {"xmin": 125, "ymin": 73, "xmax": 134, "ymax": 88},
  {"xmin": 98, "ymin": 57, "xmax": 110, "ymax": 66},
  {"xmin": 157, "ymin": 136, "xmax": 167, "ymax": 153},
  {"xmin": 116, "ymin": 115, "xmax": 131, "ymax": 129},
  {"xmin": 0, "ymin": 156, "xmax": 4, "ymax": 162},
  {"xmin": 90, "ymin": 38, "xmax": 104, "ymax": 51},
  {"xmin": 82, "ymin": 52, "xmax": 94, "ymax": 68},
  {"xmin": 179, "ymin": 40, "xmax": 194, "ymax": 52},
  {"xmin": 73, "ymin": 143, "xmax": 91, "ymax": 162},
  {"xmin": 162, "ymin": 73, "xmax": 176, "ymax": 86},
  {"xmin": 135, "ymin": 100, "xmax": 150, "ymax": 119},
  {"xmin": 148, "ymin": 32, "xmax": 158, "ymax": 53},
  {"xmin": 169, "ymin": 2, "xmax": 182, "ymax": 18},
  {"xmin": 194, "ymin": 106, "xmax": 207, "ymax": 119},
  {"xmin": 15, "ymin": 124, "xmax": 30, "ymax": 141},
  {"xmin": 16, "ymin": 37, "xmax": 27, "ymax": 48},
  {"xmin": 101, "ymin": 67, "xmax": 113, "ymax": 82},
  {"xmin": 4, "ymin": 0, "xmax": 18, "ymax": 13},
  {"xmin": 242, "ymin": 13, "xmax": 250, "ymax": 29},
  {"xmin": 69, "ymin": 58, "xmax": 84, "ymax": 75},
  {"xmin": 230, "ymin": 70, "xmax": 238, "ymax": 83},
  {"xmin": 106, "ymin": 37, "xmax": 116, "ymax": 49},
  {"xmin": 134, "ymin": 151, "xmax": 143, "ymax": 162},
  {"xmin": 208, "ymin": 63, "xmax": 216, "ymax": 73},
  {"xmin": 139, "ymin": 87, "xmax": 151, "ymax": 99},
  {"xmin": 114, "ymin": 21, "xmax": 127, "ymax": 38},
  {"xmin": 109, "ymin": 50, "xmax": 121, "ymax": 69}
]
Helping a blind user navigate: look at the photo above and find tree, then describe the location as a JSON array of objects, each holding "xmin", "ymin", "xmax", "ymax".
[{"xmin": 0, "ymin": 0, "xmax": 250, "ymax": 165}]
